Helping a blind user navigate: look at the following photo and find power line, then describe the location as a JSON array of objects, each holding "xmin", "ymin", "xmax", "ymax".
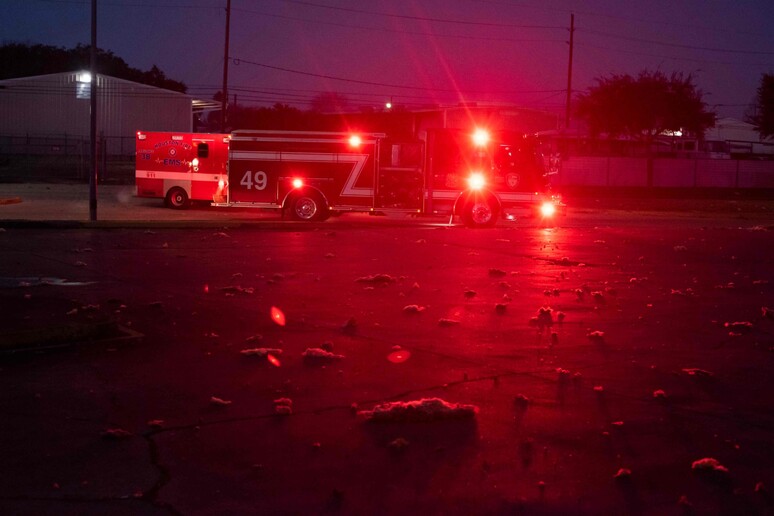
[
  {"xmin": 580, "ymin": 28, "xmax": 774, "ymax": 56},
  {"xmin": 33, "ymin": 0, "xmax": 216, "ymax": 7},
  {"xmin": 230, "ymin": 57, "xmax": 566, "ymax": 96},
  {"xmin": 233, "ymin": 7, "xmax": 563, "ymax": 43},
  {"xmin": 470, "ymin": 0, "xmax": 771, "ymax": 38},
  {"xmin": 576, "ymin": 42, "xmax": 774, "ymax": 68},
  {"xmin": 275, "ymin": 0, "xmax": 564, "ymax": 29}
]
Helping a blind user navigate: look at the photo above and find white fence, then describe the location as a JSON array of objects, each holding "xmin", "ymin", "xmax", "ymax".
[{"xmin": 555, "ymin": 157, "xmax": 774, "ymax": 188}]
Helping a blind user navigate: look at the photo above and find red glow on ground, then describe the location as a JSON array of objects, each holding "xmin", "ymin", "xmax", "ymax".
[
  {"xmin": 387, "ymin": 350, "xmax": 411, "ymax": 363},
  {"xmin": 267, "ymin": 354, "xmax": 281, "ymax": 367},
  {"xmin": 271, "ymin": 306, "xmax": 286, "ymax": 326},
  {"xmin": 203, "ymin": 284, "xmax": 209, "ymax": 293}
]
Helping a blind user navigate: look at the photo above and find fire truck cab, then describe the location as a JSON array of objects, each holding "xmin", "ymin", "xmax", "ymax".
[{"xmin": 135, "ymin": 132, "xmax": 229, "ymax": 209}]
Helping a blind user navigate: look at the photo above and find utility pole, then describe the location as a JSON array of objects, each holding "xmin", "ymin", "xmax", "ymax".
[
  {"xmin": 221, "ymin": 0, "xmax": 231, "ymax": 133},
  {"xmin": 89, "ymin": 0, "xmax": 98, "ymax": 220},
  {"xmin": 565, "ymin": 13, "xmax": 574, "ymax": 132}
]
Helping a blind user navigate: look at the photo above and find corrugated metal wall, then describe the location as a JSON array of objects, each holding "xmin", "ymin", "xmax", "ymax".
[{"xmin": 0, "ymin": 72, "xmax": 191, "ymax": 155}]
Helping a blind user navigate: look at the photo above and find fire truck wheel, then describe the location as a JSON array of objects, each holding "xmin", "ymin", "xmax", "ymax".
[
  {"xmin": 165, "ymin": 187, "xmax": 190, "ymax": 210},
  {"xmin": 462, "ymin": 197, "xmax": 499, "ymax": 228},
  {"xmin": 290, "ymin": 191, "xmax": 327, "ymax": 221}
]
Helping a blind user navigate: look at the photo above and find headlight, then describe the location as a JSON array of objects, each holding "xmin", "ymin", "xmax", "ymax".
[
  {"xmin": 467, "ymin": 172, "xmax": 486, "ymax": 190},
  {"xmin": 540, "ymin": 201, "xmax": 556, "ymax": 217}
]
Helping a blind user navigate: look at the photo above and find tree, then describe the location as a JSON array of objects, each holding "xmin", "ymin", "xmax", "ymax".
[
  {"xmin": 0, "ymin": 43, "xmax": 186, "ymax": 93},
  {"xmin": 575, "ymin": 71, "xmax": 715, "ymax": 140},
  {"xmin": 746, "ymin": 73, "xmax": 774, "ymax": 138},
  {"xmin": 310, "ymin": 92, "xmax": 349, "ymax": 113}
]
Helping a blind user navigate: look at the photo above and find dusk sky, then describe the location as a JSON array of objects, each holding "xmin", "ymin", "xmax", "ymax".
[{"xmin": 4, "ymin": 0, "xmax": 774, "ymax": 122}]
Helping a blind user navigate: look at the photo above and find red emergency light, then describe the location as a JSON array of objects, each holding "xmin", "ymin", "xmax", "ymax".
[
  {"xmin": 471, "ymin": 128, "xmax": 490, "ymax": 147},
  {"xmin": 467, "ymin": 172, "xmax": 486, "ymax": 190}
]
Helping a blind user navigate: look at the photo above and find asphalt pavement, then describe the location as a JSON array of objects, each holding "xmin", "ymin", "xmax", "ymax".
[
  {"xmin": 1, "ymin": 182, "xmax": 773, "ymax": 227},
  {"xmin": 1, "ymin": 183, "xmax": 774, "ymax": 515}
]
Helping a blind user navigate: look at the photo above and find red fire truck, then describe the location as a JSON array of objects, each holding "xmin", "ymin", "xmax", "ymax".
[{"xmin": 135, "ymin": 128, "xmax": 560, "ymax": 227}]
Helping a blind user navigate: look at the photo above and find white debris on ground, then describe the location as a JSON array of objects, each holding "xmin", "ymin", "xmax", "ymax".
[
  {"xmin": 101, "ymin": 428, "xmax": 132, "ymax": 439},
  {"xmin": 388, "ymin": 437, "xmax": 410, "ymax": 451},
  {"xmin": 274, "ymin": 397, "xmax": 293, "ymax": 415},
  {"xmin": 358, "ymin": 398, "xmax": 478, "ymax": 422},
  {"xmin": 221, "ymin": 285, "xmax": 255, "ymax": 295},
  {"xmin": 402, "ymin": 304, "xmax": 425, "ymax": 313},
  {"xmin": 682, "ymin": 368, "xmax": 714, "ymax": 377},
  {"xmin": 692, "ymin": 457, "xmax": 730, "ymax": 481},
  {"xmin": 724, "ymin": 321, "xmax": 753, "ymax": 333},
  {"xmin": 529, "ymin": 306, "xmax": 554, "ymax": 330},
  {"xmin": 240, "ymin": 347, "xmax": 283, "ymax": 357},
  {"xmin": 302, "ymin": 348, "xmax": 345, "ymax": 362},
  {"xmin": 355, "ymin": 273, "xmax": 395, "ymax": 285},
  {"xmin": 210, "ymin": 396, "xmax": 232, "ymax": 407}
]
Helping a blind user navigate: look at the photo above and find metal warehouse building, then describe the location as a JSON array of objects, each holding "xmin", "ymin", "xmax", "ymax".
[{"xmin": 0, "ymin": 71, "xmax": 195, "ymax": 156}]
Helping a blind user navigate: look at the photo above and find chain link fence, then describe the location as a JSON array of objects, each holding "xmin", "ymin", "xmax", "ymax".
[{"xmin": 0, "ymin": 133, "xmax": 135, "ymax": 184}]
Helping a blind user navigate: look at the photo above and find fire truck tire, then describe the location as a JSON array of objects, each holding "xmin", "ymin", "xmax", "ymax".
[
  {"xmin": 461, "ymin": 197, "xmax": 500, "ymax": 228},
  {"xmin": 165, "ymin": 187, "xmax": 190, "ymax": 209},
  {"xmin": 290, "ymin": 191, "xmax": 328, "ymax": 221}
]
